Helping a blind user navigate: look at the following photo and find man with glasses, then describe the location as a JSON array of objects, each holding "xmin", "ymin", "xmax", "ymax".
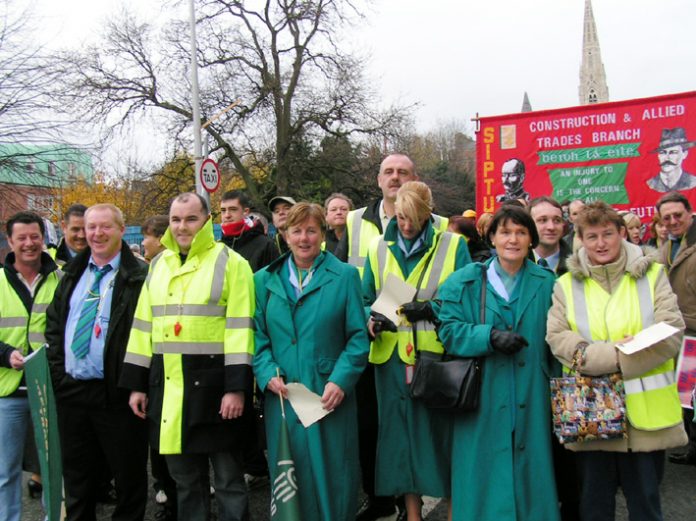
[{"xmin": 656, "ymin": 191, "xmax": 696, "ymax": 465}]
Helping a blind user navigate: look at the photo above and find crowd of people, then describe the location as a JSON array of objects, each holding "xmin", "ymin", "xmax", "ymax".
[{"xmin": 0, "ymin": 152, "xmax": 694, "ymax": 521}]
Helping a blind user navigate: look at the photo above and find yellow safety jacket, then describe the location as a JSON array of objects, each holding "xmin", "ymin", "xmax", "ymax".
[
  {"xmin": 367, "ymin": 229, "xmax": 460, "ymax": 365},
  {"xmin": 558, "ymin": 262, "xmax": 682, "ymax": 431},
  {"xmin": 346, "ymin": 206, "xmax": 448, "ymax": 278},
  {"xmin": 124, "ymin": 218, "xmax": 255, "ymax": 454},
  {"xmin": 0, "ymin": 269, "xmax": 61, "ymax": 396}
]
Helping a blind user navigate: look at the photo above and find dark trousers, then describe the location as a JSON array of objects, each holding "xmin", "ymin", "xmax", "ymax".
[
  {"xmin": 553, "ymin": 439, "xmax": 581, "ymax": 521},
  {"xmin": 357, "ymin": 364, "xmax": 394, "ymax": 509},
  {"xmin": 682, "ymin": 407, "xmax": 696, "ymax": 453},
  {"xmin": 150, "ymin": 446, "xmax": 177, "ymax": 502},
  {"xmin": 57, "ymin": 404, "xmax": 149, "ymax": 521},
  {"xmin": 576, "ymin": 450, "xmax": 665, "ymax": 521}
]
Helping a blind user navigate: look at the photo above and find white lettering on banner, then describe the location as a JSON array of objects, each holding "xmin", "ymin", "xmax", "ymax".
[
  {"xmin": 536, "ymin": 134, "xmax": 583, "ymax": 148},
  {"xmin": 642, "ymin": 105, "xmax": 686, "ymax": 120},
  {"xmin": 269, "ymin": 464, "xmax": 298, "ymax": 516},
  {"xmin": 529, "ymin": 113, "xmax": 616, "ymax": 132},
  {"xmin": 592, "ymin": 128, "xmax": 641, "ymax": 143}
]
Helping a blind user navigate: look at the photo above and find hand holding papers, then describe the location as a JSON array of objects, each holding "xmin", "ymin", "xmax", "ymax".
[
  {"xmin": 370, "ymin": 273, "xmax": 417, "ymax": 326},
  {"xmin": 285, "ymin": 383, "xmax": 333, "ymax": 428},
  {"xmin": 615, "ymin": 322, "xmax": 681, "ymax": 355}
]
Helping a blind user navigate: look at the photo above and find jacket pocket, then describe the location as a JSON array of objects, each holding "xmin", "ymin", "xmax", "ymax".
[
  {"xmin": 188, "ymin": 367, "xmax": 225, "ymax": 425},
  {"xmin": 317, "ymin": 357, "xmax": 337, "ymax": 375}
]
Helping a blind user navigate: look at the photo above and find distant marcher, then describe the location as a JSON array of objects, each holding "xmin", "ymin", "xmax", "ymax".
[
  {"xmin": 622, "ymin": 212, "xmax": 643, "ymax": 245},
  {"xmin": 647, "ymin": 213, "xmax": 668, "ymax": 249},
  {"xmin": 269, "ymin": 196, "xmax": 296, "ymax": 255},
  {"xmin": 49, "ymin": 204, "xmax": 87, "ymax": 266},
  {"xmin": 324, "ymin": 193, "xmax": 353, "ymax": 254},
  {"xmin": 140, "ymin": 215, "xmax": 169, "ymax": 262},
  {"xmin": 448, "ymin": 215, "xmax": 491, "ymax": 263}
]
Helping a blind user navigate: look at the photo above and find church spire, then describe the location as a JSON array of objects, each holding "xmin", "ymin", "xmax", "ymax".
[
  {"xmin": 578, "ymin": 0, "xmax": 609, "ymax": 105},
  {"xmin": 521, "ymin": 92, "xmax": 532, "ymax": 112}
]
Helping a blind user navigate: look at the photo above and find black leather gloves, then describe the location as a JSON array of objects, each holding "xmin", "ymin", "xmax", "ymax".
[
  {"xmin": 399, "ymin": 301, "xmax": 436, "ymax": 323},
  {"xmin": 370, "ymin": 311, "xmax": 397, "ymax": 335},
  {"xmin": 490, "ymin": 329, "xmax": 528, "ymax": 355}
]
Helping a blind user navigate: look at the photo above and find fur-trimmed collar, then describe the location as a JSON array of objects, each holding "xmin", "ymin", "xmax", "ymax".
[{"xmin": 567, "ymin": 240, "xmax": 660, "ymax": 281}]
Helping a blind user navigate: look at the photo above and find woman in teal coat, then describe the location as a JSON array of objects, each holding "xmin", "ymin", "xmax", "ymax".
[
  {"xmin": 437, "ymin": 205, "xmax": 561, "ymax": 521},
  {"xmin": 253, "ymin": 203, "xmax": 369, "ymax": 520},
  {"xmin": 363, "ymin": 182, "xmax": 471, "ymax": 519}
]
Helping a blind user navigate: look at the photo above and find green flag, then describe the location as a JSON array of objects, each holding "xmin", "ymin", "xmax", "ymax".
[
  {"xmin": 24, "ymin": 346, "xmax": 65, "ymax": 521},
  {"xmin": 270, "ymin": 417, "xmax": 301, "ymax": 520}
]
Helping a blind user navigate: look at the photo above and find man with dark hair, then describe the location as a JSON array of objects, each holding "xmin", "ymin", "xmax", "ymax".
[
  {"xmin": 647, "ymin": 128, "xmax": 696, "ymax": 193},
  {"xmin": 45, "ymin": 204, "xmax": 149, "ymax": 521},
  {"xmin": 51, "ymin": 204, "xmax": 88, "ymax": 266},
  {"xmin": 122, "ymin": 192, "xmax": 256, "ymax": 520},
  {"xmin": 0, "ymin": 211, "xmax": 61, "ymax": 521},
  {"xmin": 496, "ymin": 158, "xmax": 530, "ymax": 204},
  {"xmin": 220, "ymin": 190, "xmax": 278, "ymax": 272},
  {"xmin": 656, "ymin": 192, "xmax": 696, "ymax": 465},
  {"xmin": 268, "ymin": 196, "xmax": 296, "ymax": 255},
  {"xmin": 529, "ymin": 196, "xmax": 571, "ymax": 276},
  {"xmin": 141, "ymin": 215, "xmax": 169, "ymax": 263}
]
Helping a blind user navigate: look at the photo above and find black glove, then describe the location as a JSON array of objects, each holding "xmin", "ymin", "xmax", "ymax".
[
  {"xmin": 370, "ymin": 311, "xmax": 398, "ymax": 335},
  {"xmin": 399, "ymin": 301, "xmax": 436, "ymax": 323},
  {"xmin": 490, "ymin": 329, "xmax": 528, "ymax": 355}
]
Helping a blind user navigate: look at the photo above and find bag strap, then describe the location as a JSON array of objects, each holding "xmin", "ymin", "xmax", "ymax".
[{"xmin": 479, "ymin": 264, "xmax": 487, "ymax": 324}]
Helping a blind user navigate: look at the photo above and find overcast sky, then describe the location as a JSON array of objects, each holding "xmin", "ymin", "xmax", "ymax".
[{"xmin": 30, "ymin": 0, "xmax": 696, "ymax": 168}]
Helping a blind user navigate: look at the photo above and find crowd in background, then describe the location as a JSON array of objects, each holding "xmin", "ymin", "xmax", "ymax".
[{"xmin": 1, "ymin": 152, "xmax": 695, "ymax": 521}]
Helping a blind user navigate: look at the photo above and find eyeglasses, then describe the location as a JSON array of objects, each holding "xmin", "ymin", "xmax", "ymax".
[{"xmin": 662, "ymin": 212, "xmax": 685, "ymax": 222}]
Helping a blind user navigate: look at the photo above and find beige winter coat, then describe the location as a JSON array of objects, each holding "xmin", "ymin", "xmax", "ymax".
[
  {"xmin": 546, "ymin": 240, "xmax": 687, "ymax": 452},
  {"xmin": 659, "ymin": 216, "xmax": 696, "ymax": 336}
]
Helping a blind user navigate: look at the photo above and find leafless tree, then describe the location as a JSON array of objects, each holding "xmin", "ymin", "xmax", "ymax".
[{"xmin": 51, "ymin": 0, "xmax": 410, "ymax": 208}]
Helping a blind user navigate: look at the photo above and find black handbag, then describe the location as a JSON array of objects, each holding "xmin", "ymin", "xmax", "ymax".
[{"xmin": 409, "ymin": 265, "xmax": 485, "ymax": 411}]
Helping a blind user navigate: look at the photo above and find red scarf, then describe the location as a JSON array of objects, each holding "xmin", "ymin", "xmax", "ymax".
[{"xmin": 222, "ymin": 219, "xmax": 253, "ymax": 237}]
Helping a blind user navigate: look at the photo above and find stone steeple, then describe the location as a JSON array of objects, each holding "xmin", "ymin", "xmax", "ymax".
[
  {"xmin": 521, "ymin": 92, "xmax": 532, "ymax": 112},
  {"xmin": 578, "ymin": 0, "xmax": 609, "ymax": 105}
]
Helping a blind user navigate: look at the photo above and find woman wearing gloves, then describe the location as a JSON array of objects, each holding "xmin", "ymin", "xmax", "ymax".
[
  {"xmin": 362, "ymin": 181, "xmax": 470, "ymax": 520},
  {"xmin": 437, "ymin": 205, "xmax": 561, "ymax": 521},
  {"xmin": 546, "ymin": 201, "xmax": 686, "ymax": 521}
]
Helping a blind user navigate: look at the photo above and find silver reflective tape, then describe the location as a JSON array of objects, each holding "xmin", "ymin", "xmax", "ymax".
[
  {"xmin": 636, "ymin": 276, "xmax": 654, "ymax": 329},
  {"xmin": 131, "ymin": 318, "xmax": 152, "ymax": 333},
  {"xmin": 56, "ymin": 270, "xmax": 65, "ymax": 280},
  {"xmin": 209, "ymin": 247, "xmax": 230, "ymax": 305},
  {"xmin": 28, "ymin": 332, "xmax": 46, "ymax": 343},
  {"xmin": 224, "ymin": 353, "xmax": 253, "ymax": 366},
  {"xmin": 32, "ymin": 303, "xmax": 49, "ymax": 313},
  {"xmin": 124, "ymin": 352, "xmax": 152, "ymax": 369},
  {"xmin": 146, "ymin": 252, "xmax": 164, "ymax": 288},
  {"xmin": 151, "ymin": 304, "xmax": 225, "ymax": 318},
  {"xmin": 347, "ymin": 207, "xmax": 367, "ymax": 268},
  {"xmin": 432, "ymin": 214, "xmax": 443, "ymax": 229},
  {"xmin": 419, "ymin": 232, "xmax": 453, "ymax": 300},
  {"xmin": 226, "ymin": 317, "xmax": 254, "ymax": 329},
  {"xmin": 0, "ymin": 317, "xmax": 27, "ymax": 328},
  {"xmin": 624, "ymin": 371, "xmax": 675, "ymax": 395},
  {"xmin": 153, "ymin": 342, "xmax": 225, "ymax": 355},
  {"xmin": 397, "ymin": 325, "xmax": 411, "ymax": 333},
  {"xmin": 376, "ymin": 239, "xmax": 388, "ymax": 292},
  {"xmin": 571, "ymin": 278, "xmax": 593, "ymax": 341}
]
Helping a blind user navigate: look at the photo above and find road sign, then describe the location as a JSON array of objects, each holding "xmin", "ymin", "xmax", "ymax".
[{"xmin": 199, "ymin": 158, "xmax": 220, "ymax": 193}]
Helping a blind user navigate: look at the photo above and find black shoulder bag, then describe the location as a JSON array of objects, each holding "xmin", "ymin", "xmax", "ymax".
[{"xmin": 409, "ymin": 264, "xmax": 486, "ymax": 411}]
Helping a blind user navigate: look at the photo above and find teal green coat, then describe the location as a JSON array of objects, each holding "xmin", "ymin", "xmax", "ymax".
[
  {"xmin": 437, "ymin": 259, "xmax": 560, "ymax": 521},
  {"xmin": 253, "ymin": 252, "xmax": 369, "ymax": 520}
]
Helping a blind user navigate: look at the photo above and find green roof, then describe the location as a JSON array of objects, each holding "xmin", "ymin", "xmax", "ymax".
[{"xmin": 0, "ymin": 144, "xmax": 94, "ymax": 187}]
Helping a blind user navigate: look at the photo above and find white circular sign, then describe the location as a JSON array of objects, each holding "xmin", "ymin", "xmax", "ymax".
[{"xmin": 199, "ymin": 158, "xmax": 220, "ymax": 193}]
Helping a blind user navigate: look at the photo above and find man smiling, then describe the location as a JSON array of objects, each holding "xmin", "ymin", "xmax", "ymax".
[{"xmin": 529, "ymin": 196, "xmax": 571, "ymax": 276}]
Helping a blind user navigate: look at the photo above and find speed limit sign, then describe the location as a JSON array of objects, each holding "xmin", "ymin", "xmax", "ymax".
[{"xmin": 199, "ymin": 158, "xmax": 220, "ymax": 193}]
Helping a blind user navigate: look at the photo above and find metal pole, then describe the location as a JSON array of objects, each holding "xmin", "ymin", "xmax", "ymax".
[{"xmin": 188, "ymin": 0, "xmax": 208, "ymax": 206}]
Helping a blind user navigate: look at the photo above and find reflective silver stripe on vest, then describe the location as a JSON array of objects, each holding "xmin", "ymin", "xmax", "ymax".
[
  {"xmin": 132, "ymin": 318, "xmax": 152, "ymax": 333},
  {"xmin": 347, "ymin": 207, "xmax": 368, "ymax": 268},
  {"xmin": 432, "ymin": 214, "xmax": 443, "ymax": 229},
  {"xmin": 376, "ymin": 239, "xmax": 389, "ymax": 294},
  {"xmin": 32, "ymin": 303, "xmax": 49, "ymax": 313},
  {"xmin": 56, "ymin": 270, "xmax": 65, "ymax": 280},
  {"xmin": 153, "ymin": 342, "xmax": 225, "ymax": 355},
  {"xmin": 225, "ymin": 353, "xmax": 253, "ymax": 366},
  {"xmin": 226, "ymin": 317, "xmax": 254, "ymax": 329},
  {"xmin": 209, "ymin": 247, "xmax": 229, "ymax": 305},
  {"xmin": 28, "ymin": 332, "xmax": 46, "ymax": 344},
  {"xmin": 397, "ymin": 325, "xmax": 411, "ymax": 333},
  {"xmin": 151, "ymin": 304, "xmax": 226, "ymax": 318},
  {"xmin": 0, "ymin": 317, "xmax": 27, "ymax": 328},
  {"xmin": 124, "ymin": 352, "xmax": 152, "ymax": 369},
  {"xmin": 146, "ymin": 251, "xmax": 164, "ymax": 288},
  {"xmin": 624, "ymin": 371, "xmax": 675, "ymax": 395},
  {"xmin": 418, "ymin": 232, "xmax": 453, "ymax": 300},
  {"xmin": 571, "ymin": 274, "xmax": 654, "ymax": 342}
]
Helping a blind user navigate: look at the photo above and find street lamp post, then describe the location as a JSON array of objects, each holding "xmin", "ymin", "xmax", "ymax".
[{"xmin": 188, "ymin": 0, "xmax": 209, "ymax": 205}]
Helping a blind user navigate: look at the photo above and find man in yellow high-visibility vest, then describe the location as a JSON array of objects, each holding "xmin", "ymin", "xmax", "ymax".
[
  {"xmin": 547, "ymin": 201, "xmax": 686, "ymax": 521},
  {"xmin": 121, "ymin": 192, "xmax": 255, "ymax": 521}
]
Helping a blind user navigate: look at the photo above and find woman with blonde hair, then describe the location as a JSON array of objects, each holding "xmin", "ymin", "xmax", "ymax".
[
  {"xmin": 362, "ymin": 181, "xmax": 471, "ymax": 520},
  {"xmin": 622, "ymin": 212, "xmax": 643, "ymax": 245}
]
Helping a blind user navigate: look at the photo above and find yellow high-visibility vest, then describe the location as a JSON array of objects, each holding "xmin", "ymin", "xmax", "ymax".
[
  {"xmin": 367, "ymin": 229, "xmax": 460, "ymax": 365},
  {"xmin": 0, "ymin": 269, "xmax": 61, "ymax": 396},
  {"xmin": 346, "ymin": 207, "xmax": 448, "ymax": 277},
  {"xmin": 558, "ymin": 263, "xmax": 682, "ymax": 431}
]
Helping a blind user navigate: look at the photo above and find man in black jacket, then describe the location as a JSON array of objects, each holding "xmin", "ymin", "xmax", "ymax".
[
  {"xmin": 529, "ymin": 196, "xmax": 571, "ymax": 276},
  {"xmin": 50, "ymin": 204, "xmax": 88, "ymax": 267},
  {"xmin": 220, "ymin": 190, "xmax": 278, "ymax": 272},
  {"xmin": 45, "ymin": 203, "xmax": 149, "ymax": 521}
]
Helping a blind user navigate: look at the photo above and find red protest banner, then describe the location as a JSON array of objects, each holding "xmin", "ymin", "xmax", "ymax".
[{"xmin": 476, "ymin": 91, "xmax": 696, "ymax": 221}]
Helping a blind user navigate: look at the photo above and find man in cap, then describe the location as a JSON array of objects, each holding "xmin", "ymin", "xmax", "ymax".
[
  {"xmin": 646, "ymin": 128, "xmax": 696, "ymax": 193},
  {"xmin": 268, "ymin": 196, "xmax": 296, "ymax": 255}
]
